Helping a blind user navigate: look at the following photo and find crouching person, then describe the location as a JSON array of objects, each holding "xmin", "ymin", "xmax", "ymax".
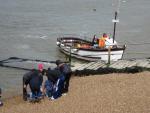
[
  {"xmin": 45, "ymin": 68, "xmax": 65, "ymax": 100},
  {"xmin": 23, "ymin": 64, "xmax": 44, "ymax": 102},
  {"xmin": 0, "ymin": 88, "xmax": 3, "ymax": 107}
]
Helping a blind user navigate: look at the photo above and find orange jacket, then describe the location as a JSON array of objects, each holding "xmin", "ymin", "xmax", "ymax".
[{"xmin": 98, "ymin": 37, "xmax": 106, "ymax": 48}]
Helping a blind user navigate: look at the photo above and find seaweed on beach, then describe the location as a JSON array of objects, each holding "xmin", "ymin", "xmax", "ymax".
[{"xmin": 73, "ymin": 66, "xmax": 150, "ymax": 76}]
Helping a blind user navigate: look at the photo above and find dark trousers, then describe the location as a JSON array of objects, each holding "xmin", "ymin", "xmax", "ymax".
[
  {"xmin": 44, "ymin": 80, "xmax": 53, "ymax": 97},
  {"xmin": 29, "ymin": 83, "xmax": 41, "ymax": 98},
  {"xmin": 63, "ymin": 72, "xmax": 71, "ymax": 93},
  {"xmin": 30, "ymin": 87, "xmax": 40, "ymax": 98},
  {"xmin": 52, "ymin": 75, "xmax": 65, "ymax": 99}
]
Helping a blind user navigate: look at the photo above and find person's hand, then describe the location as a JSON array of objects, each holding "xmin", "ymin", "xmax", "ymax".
[{"xmin": 23, "ymin": 85, "xmax": 27, "ymax": 88}]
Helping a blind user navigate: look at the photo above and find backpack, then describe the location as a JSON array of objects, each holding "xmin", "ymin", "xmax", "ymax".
[{"xmin": 61, "ymin": 64, "xmax": 71, "ymax": 74}]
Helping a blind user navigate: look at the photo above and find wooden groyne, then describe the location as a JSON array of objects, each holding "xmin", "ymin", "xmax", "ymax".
[
  {"xmin": 0, "ymin": 57, "xmax": 150, "ymax": 76},
  {"xmin": 71, "ymin": 58, "xmax": 150, "ymax": 76}
]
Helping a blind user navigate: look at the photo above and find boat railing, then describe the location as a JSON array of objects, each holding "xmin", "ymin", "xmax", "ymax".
[
  {"xmin": 63, "ymin": 43, "xmax": 126, "ymax": 50},
  {"xmin": 59, "ymin": 40, "xmax": 126, "ymax": 50},
  {"xmin": 57, "ymin": 34, "xmax": 126, "ymax": 50},
  {"xmin": 58, "ymin": 34, "xmax": 91, "ymax": 41}
]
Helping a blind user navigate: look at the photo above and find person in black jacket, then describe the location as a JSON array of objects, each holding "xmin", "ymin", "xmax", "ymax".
[
  {"xmin": 46, "ymin": 68, "xmax": 61, "ymax": 84},
  {"xmin": 23, "ymin": 64, "xmax": 44, "ymax": 101},
  {"xmin": 55, "ymin": 60, "xmax": 72, "ymax": 94},
  {"xmin": 43, "ymin": 68, "xmax": 60, "ymax": 98},
  {"xmin": 44, "ymin": 68, "xmax": 65, "ymax": 100}
]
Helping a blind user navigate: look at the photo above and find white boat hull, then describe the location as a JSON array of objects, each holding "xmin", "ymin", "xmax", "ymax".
[{"xmin": 57, "ymin": 37, "xmax": 126, "ymax": 61}]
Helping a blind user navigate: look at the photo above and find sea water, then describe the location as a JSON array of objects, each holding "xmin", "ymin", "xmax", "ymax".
[{"xmin": 0, "ymin": 0, "xmax": 150, "ymax": 98}]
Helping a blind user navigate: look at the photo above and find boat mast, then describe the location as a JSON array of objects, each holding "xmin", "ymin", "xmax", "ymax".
[{"xmin": 112, "ymin": 11, "xmax": 119, "ymax": 43}]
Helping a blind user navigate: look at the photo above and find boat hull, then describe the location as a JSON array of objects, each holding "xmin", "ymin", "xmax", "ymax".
[{"xmin": 57, "ymin": 37, "xmax": 126, "ymax": 61}]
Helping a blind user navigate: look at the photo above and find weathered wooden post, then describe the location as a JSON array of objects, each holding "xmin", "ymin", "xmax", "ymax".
[
  {"xmin": 108, "ymin": 46, "xmax": 111, "ymax": 65},
  {"xmin": 69, "ymin": 46, "xmax": 72, "ymax": 66},
  {"xmin": 112, "ymin": 11, "xmax": 119, "ymax": 43}
]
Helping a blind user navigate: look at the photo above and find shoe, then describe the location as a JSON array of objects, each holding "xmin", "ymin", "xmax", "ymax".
[
  {"xmin": 62, "ymin": 93, "xmax": 67, "ymax": 96},
  {"xmin": 0, "ymin": 101, "xmax": 3, "ymax": 107},
  {"xmin": 38, "ymin": 95, "xmax": 44, "ymax": 99},
  {"xmin": 50, "ymin": 96, "xmax": 55, "ymax": 100}
]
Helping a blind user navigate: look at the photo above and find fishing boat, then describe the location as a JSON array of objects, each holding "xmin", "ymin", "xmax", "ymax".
[
  {"xmin": 56, "ymin": 36, "xmax": 126, "ymax": 61},
  {"xmin": 56, "ymin": 12, "xmax": 126, "ymax": 62}
]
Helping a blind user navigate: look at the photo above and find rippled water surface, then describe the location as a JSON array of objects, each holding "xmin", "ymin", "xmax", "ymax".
[{"xmin": 0, "ymin": 0, "xmax": 150, "ymax": 97}]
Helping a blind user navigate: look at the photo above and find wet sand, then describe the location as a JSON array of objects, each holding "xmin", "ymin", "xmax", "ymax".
[{"xmin": 1, "ymin": 71, "xmax": 150, "ymax": 113}]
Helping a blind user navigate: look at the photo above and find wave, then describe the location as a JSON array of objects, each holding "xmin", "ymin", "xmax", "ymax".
[
  {"xmin": 24, "ymin": 35, "xmax": 47, "ymax": 39},
  {"xmin": 13, "ymin": 44, "xmax": 30, "ymax": 50}
]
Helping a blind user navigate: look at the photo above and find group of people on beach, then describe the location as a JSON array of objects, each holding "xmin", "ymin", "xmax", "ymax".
[{"xmin": 23, "ymin": 60, "xmax": 71, "ymax": 102}]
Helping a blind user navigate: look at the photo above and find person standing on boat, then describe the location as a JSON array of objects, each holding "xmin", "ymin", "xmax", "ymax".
[
  {"xmin": 55, "ymin": 60, "xmax": 72, "ymax": 94},
  {"xmin": 105, "ymin": 37, "xmax": 117, "ymax": 48},
  {"xmin": 98, "ymin": 33, "xmax": 118, "ymax": 48},
  {"xmin": 92, "ymin": 35, "xmax": 98, "ymax": 46},
  {"xmin": 98, "ymin": 33, "xmax": 108, "ymax": 48},
  {"xmin": 23, "ymin": 64, "xmax": 44, "ymax": 101},
  {"xmin": 100, "ymin": 33, "xmax": 118, "ymax": 48},
  {"xmin": 92, "ymin": 35, "xmax": 99, "ymax": 47}
]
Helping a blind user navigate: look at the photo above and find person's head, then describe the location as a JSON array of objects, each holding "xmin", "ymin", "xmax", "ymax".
[
  {"xmin": 38, "ymin": 63, "xmax": 44, "ymax": 72},
  {"xmin": 42, "ymin": 69, "xmax": 47, "ymax": 75},
  {"xmin": 55, "ymin": 60, "xmax": 63, "ymax": 66},
  {"xmin": 45, "ymin": 68, "xmax": 50, "ymax": 76},
  {"xmin": 103, "ymin": 33, "xmax": 107, "ymax": 38}
]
